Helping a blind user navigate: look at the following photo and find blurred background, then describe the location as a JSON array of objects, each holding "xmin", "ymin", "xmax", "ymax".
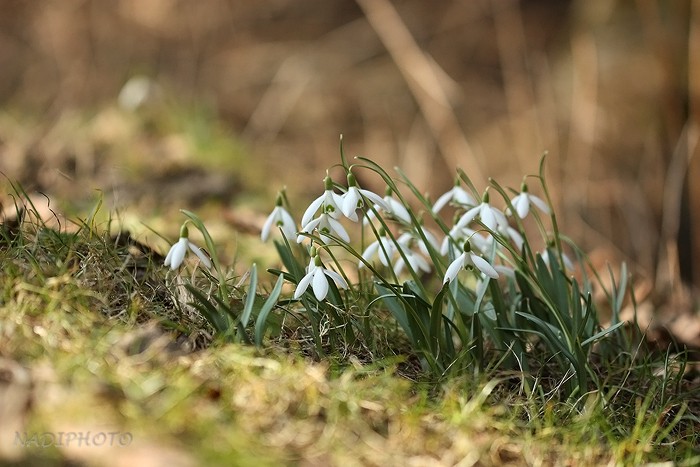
[{"xmin": 0, "ymin": 0, "xmax": 699, "ymax": 325}]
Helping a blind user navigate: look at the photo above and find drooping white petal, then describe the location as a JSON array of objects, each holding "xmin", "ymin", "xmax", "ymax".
[
  {"xmin": 188, "ymin": 242, "xmax": 212, "ymax": 268},
  {"xmin": 453, "ymin": 187, "xmax": 476, "ymax": 206},
  {"xmin": 311, "ymin": 267, "xmax": 329, "ymax": 301},
  {"xmin": 301, "ymin": 195, "xmax": 325, "ymax": 227},
  {"xmin": 470, "ymin": 254, "xmax": 499, "ymax": 279},
  {"xmin": 443, "ymin": 252, "xmax": 467, "ymax": 284},
  {"xmin": 529, "ymin": 194, "xmax": 551, "ymax": 215},
  {"xmin": 323, "ymin": 268, "xmax": 348, "ymax": 289},
  {"xmin": 393, "ymin": 257, "xmax": 406, "ymax": 276},
  {"xmin": 504, "ymin": 226, "xmax": 524, "ymax": 252},
  {"xmin": 326, "ymin": 216, "xmax": 350, "ymax": 242},
  {"xmin": 294, "ymin": 268, "xmax": 315, "ymax": 299},
  {"xmin": 165, "ymin": 237, "xmax": 189, "ymax": 270},
  {"xmin": 440, "ymin": 235, "xmax": 452, "ymax": 256},
  {"xmin": 164, "ymin": 242, "xmax": 176, "ymax": 268},
  {"xmin": 260, "ymin": 208, "xmax": 278, "ymax": 242},
  {"xmin": 387, "ymin": 197, "xmax": 411, "ymax": 224},
  {"xmin": 279, "ymin": 208, "xmax": 297, "ymax": 238},
  {"xmin": 297, "ymin": 217, "xmax": 321, "ymax": 243},
  {"xmin": 493, "ymin": 208, "xmax": 509, "ymax": 229},
  {"xmin": 396, "ymin": 232, "xmax": 412, "ymax": 247},
  {"xmin": 359, "ymin": 189, "xmax": 389, "ymax": 211},
  {"xmin": 420, "ymin": 228, "xmax": 440, "ymax": 253},
  {"xmin": 457, "ymin": 205, "xmax": 480, "ymax": 228},
  {"xmin": 480, "ymin": 204, "xmax": 496, "ymax": 230},
  {"xmin": 432, "ymin": 190, "xmax": 454, "ymax": 213},
  {"xmin": 514, "ymin": 193, "xmax": 530, "ymax": 219},
  {"xmin": 361, "ymin": 241, "xmax": 380, "ymax": 264},
  {"xmin": 341, "ymin": 187, "xmax": 361, "ymax": 221},
  {"xmin": 361, "ymin": 238, "xmax": 393, "ymax": 267},
  {"xmin": 408, "ymin": 252, "xmax": 431, "ymax": 274}
]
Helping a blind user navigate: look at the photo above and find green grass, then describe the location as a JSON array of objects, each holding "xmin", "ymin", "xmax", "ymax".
[{"xmin": 1, "ymin": 186, "xmax": 699, "ymax": 466}]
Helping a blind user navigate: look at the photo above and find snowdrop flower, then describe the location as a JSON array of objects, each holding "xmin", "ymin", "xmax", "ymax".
[
  {"xmin": 301, "ymin": 176, "xmax": 344, "ymax": 228},
  {"xmin": 443, "ymin": 241, "xmax": 499, "ymax": 284},
  {"xmin": 261, "ymin": 192, "xmax": 297, "ymax": 242},
  {"xmin": 164, "ymin": 225, "xmax": 212, "ymax": 270},
  {"xmin": 432, "ymin": 179, "xmax": 476, "ymax": 213},
  {"xmin": 340, "ymin": 172, "xmax": 388, "ymax": 222},
  {"xmin": 363, "ymin": 187, "xmax": 412, "ymax": 225},
  {"xmin": 509, "ymin": 182, "xmax": 551, "ymax": 219},
  {"xmin": 393, "ymin": 233, "xmax": 431, "ymax": 275},
  {"xmin": 399, "ymin": 225, "xmax": 440, "ymax": 258},
  {"xmin": 297, "ymin": 212, "xmax": 350, "ymax": 244},
  {"xmin": 456, "ymin": 189, "xmax": 508, "ymax": 232},
  {"xmin": 360, "ymin": 229, "xmax": 396, "ymax": 268},
  {"xmin": 294, "ymin": 250, "xmax": 348, "ymax": 301}
]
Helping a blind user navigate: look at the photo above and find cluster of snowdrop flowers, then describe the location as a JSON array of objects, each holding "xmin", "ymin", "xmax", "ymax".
[
  {"xmin": 161, "ymin": 167, "xmax": 555, "ymax": 301},
  {"xmin": 257, "ymin": 167, "xmax": 554, "ymax": 302},
  {"xmin": 159, "ymin": 157, "xmax": 624, "ymax": 398}
]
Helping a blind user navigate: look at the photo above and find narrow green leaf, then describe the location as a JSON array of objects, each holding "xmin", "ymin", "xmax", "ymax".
[
  {"xmin": 185, "ymin": 284, "xmax": 227, "ymax": 332},
  {"xmin": 371, "ymin": 284, "xmax": 412, "ymax": 341},
  {"xmin": 429, "ymin": 283, "xmax": 451, "ymax": 356},
  {"xmin": 580, "ymin": 321, "xmax": 625, "ymax": 347},
  {"xmin": 254, "ymin": 273, "xmax": 285, "ymax": 347},
  {"xmin": 240, "ymin": 264, "xmax": 258, "ymax": 328}
]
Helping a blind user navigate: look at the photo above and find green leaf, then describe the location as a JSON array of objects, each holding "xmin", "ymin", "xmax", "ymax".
[
  {"xmin": 429, "ymin": 283, "xmax": 451, "ymax": 356},
  {"xmin": 254, "ymin": 273, "xmax": 285, "ymax": 347},
  {"xmin": 185, "ymin": 284, "xmax": 227, "ymax": 333},
  {"xmin": 274, "ymin": 237, "xmax": 305, "ymax": 280},
  {"xmin": 580, "ymin": 321, "xmax": 625, "ymax": 347},
  {"xmin": 515, "ymin": 311, "xmax": 576, "ymax": 365},
  {"xmin": 240, "ymin": 264, "xmax": 258, "ymax": 328}
]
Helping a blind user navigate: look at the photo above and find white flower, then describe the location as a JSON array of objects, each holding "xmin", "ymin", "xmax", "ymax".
[
  {"xmin": 509, "ymin": 183, "xmax": 550, "ymax": 219},
  {"xmin": 432, "ymin": 180, "xmax": 476, "ymax": 213},
  {"xmin": 399, "ymin": 227, "xmax": 440, "ymax": 258},
  {"xmin": 301, "ymin": 176, "xmax": 343, "ymax": 227},
  {"xmin": 456, "ymin": 190, "xmax": 508, "ymax": 232},
  {"xmin": 363, "ymin": 190, "xmax": 412, "ymax": 225},
  {"xmin": 360, "ymin": 232, "xmax": 396, "ymax": 268},
  {"xmin": 297, "ymin": 212, "xmax": 350, "ymax": 244},
  {"xmin": 294, "ymin": 254, "xmax": 348, "ymax": 301},
  {"xmin": 261, "ymin": 195, "xmax": 297, "ymax": 242},
  {"xmin": 393, "ymin": 233, "xmax": 431, "ymax": 275},
  {"xmin": 164, "ymin": 227, "xmax": 212, "ymax": 270},
  {"xmin": 443, "ymin": 242, "xmax": 499, "ymax": 283},
  {"xmin": 340, "ymin": 173, "xmax": 388, "ymax": 222}
]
